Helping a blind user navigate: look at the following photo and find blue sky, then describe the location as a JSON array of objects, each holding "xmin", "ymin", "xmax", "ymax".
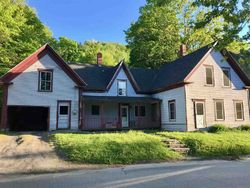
[{"xmin": 27, "ymin": 0, "xmax": 146, "ymax": 44}]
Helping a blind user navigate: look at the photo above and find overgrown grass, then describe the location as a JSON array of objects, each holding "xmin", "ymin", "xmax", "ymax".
[
  {"xmin": 156, "ymin": 131, "xmax": 250, "ymax": 158},
  {"xmin": 52, "ymin": 131, "xmax": 182, "ymax": 164}
]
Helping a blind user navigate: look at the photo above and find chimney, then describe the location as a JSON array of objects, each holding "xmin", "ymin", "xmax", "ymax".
[
  {"xmin": 97, "ymin": 52, "xmax": 102, "ymax": 65},
  {"xmin": 180, "ymin": 44, "xmax": 187, "ymax": 57}
]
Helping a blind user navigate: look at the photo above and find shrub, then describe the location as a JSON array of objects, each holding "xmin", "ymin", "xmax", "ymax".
[
  {"xmin": 208, "ymin": 124, "xmax": 229, "ymax": 133},
  {"xmin": 237, "ymin": 125, "xmax": 250, "ymax": 131}
]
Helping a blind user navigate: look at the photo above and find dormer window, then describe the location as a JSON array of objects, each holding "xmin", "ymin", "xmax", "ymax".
[
  {"xmin": 118, "ymin": 80, "xmax": 127, "ymax": 96},
  {"xmin": 38, "ymin": 70, "xmax": 53, "ymax": 92},
  {"xmin": 205, "ymin": 66, "xmax": 214, "ymax": 86},
  {"xmin": 222, "ymin": 68, "xmax": 231, "ymax": 87}
]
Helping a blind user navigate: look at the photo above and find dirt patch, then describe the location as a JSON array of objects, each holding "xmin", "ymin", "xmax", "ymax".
[{"xmin": 0, "ymin": 133, "xmax": 103, "ymax": 175}]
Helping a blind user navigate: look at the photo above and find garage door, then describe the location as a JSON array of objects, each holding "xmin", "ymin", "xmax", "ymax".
[{"xmin": 8, "ymin": 106, "xmax": 49, "ymax": 131}]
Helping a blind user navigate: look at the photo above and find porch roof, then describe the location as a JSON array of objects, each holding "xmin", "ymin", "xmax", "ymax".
[{"xmin": 83, "ymin": 96, "xmax": 161, "ymax": 103}]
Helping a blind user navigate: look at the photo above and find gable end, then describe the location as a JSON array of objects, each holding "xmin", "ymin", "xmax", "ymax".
[{"xmin": 0, "ymin": 44, "xmax": 86, "ymax": 87}]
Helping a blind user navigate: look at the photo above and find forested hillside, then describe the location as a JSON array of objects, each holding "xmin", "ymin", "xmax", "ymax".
[{"xmin": 0, "ymin": 0, "xmax": 129, "ymax": 76}]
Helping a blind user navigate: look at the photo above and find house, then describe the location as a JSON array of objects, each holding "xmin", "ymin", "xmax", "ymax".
[{"xmin": 0, "ymin": 42, "xmax": 250, "ymax": 131}]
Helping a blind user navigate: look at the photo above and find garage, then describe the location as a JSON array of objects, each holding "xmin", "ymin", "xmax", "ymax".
[{"xmin": 8, "ymin": 106, "xmax": 49, "ymax": 131}]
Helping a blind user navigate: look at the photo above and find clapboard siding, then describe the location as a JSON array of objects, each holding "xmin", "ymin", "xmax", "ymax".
[
  {"xmin": 83, "ymin": 69, "xmax": 148, "ymax": 97},
  {"xmin": 185, "ymin": 50, "xmax": 250, "ymax": 131},
  {"xmin": 7, "ymin": 54, "xmax": 79, "ymax": 130},
  {"xmin": 153, "ymin": 87, "xmax": 187, "ymax": 131}
]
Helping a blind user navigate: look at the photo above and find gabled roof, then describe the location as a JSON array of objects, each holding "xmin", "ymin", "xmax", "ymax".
[
  {"xmin": 3, "ymin": 42, "xmax": 249, "ymax": 93},
  {"xmin": 69, "ymin": 61, "xmax": 141, "ymax": 92},
  {"xmin": 148, "ymin": 43, "xmax": 215, "ymax": 93},
  {"xmin": 222, "ymin": 50, "xmax": 250, "ymax": 85},
  {"xmin": 70, "ymin": 42, "xmax": 250, "ymax": 94},
  {"xmin": 68, "ymin": 63, "xmax": 117, "ymax": 91},
  {"xmin": 0, "ymin": 44, "xmax": 86, "ymax": 86}
]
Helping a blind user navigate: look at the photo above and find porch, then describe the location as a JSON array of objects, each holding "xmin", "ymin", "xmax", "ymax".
[{"xmin": 80, "ymin": 96, "xmax": 161, "ymax": 130}]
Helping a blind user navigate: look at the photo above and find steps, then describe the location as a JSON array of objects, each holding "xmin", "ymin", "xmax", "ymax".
[{"xmin": 162, "ymin": 139, "xmax": 190, "ymax": 154}]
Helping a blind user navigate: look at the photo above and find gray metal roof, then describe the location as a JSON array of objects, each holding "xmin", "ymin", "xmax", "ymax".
[{"xmin": 68, "ymin": 43, "xmax": 214, "ymax": 93}]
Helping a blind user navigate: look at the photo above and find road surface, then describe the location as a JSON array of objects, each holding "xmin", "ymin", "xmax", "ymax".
[{"xmin": 1, "ymin": 159, "xmax": 250, "ymax": 188}]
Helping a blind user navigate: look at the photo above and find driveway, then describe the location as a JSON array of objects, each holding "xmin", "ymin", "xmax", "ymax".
[
  {"xmin": 0, "ymin": 133, "xmax": 101, "ymax": 175},
  {"xmin": 1, "ymin": 160, "xmax": 250, "ymax": 188}
]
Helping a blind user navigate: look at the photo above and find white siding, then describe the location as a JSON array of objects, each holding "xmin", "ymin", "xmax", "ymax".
[
  {"xmin": 153, "ymin": 87, "xmax": 187, "ymax": 131},
  {"xmin": 83, "ymin": 68, "xmax": 148, "ymax": 97},
  {"xmin": 7, "ymin": 54, "xmax": 79, "ymax": 130},
  {"xmin": 185, "ymin": 50, "xmax": 250, "ymax": 131}
]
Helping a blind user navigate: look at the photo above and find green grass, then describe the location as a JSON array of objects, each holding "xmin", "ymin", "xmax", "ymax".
[
  {"xmin": 52, "ymin": 131, "xmax": 182, "ymax": 164},
  {"xmin": 156, "ymin": 131, "xmax": 250, "ymax": 158}
]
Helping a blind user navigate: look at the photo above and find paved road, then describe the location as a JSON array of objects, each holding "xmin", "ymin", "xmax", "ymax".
[{"xmin": 1, "ymin": 160, "xmax": 250, "ymax": 188}]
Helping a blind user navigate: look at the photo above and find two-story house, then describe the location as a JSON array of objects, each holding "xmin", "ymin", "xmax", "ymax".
[{"xmin": 0, "ymin": 42, "xmax": 250, "ymax": 131}]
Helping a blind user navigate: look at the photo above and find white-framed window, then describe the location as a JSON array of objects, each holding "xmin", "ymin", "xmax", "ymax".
[
  {"xmin": 168, "ymin": 100, "xmax": 176, "ymax": 122},
  {"xmin": 135, "ymin": 105, "xmax": 146, "ymax": 117},
  {"xmin": 234, "ymin": 101, "xmax": 244, "ymax": 120},
  {"xmin": 205, "ymin": 66, "xmax": 214, "ymax": 86},
  {"xmin": 38, "ymin": 70, "xmax": 53, "ymax": 92},
  {"xmin": 222, "ymin": 68, "xmax": 231, "ymax": 87},
  {"xmin": 214, "ymin": 100, "xmax": 225, "ymax": 120},
  {"xmin": 117, "ymin": 80, "xmax": 127, "ymax": 96}
]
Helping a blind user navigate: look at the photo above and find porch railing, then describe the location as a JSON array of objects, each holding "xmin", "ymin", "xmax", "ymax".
[{"xmin": 82, "ymin": 115, "xmax": 160, "ymax": 130}]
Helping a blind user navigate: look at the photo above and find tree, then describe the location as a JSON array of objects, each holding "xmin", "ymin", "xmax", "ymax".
[
  {"xmin": 194, "ymin": 0, "xmax": 250, "ymax": 47},
  {"xmin": 125, "ymin": 0, "xmax": 180, "ymax": 68},
  {"xmin": 126, "ymin": 0, "xmax": 249, "ymax": 68},
  {"xmin": 52, "ymin": 39, "xmax": 130, "ymax": 66},
  {"xmin": 0, "ymin": 0, "xmax": 52, "ymax": 76},
  {"xmin": 53, "ymin": 37, "xmax": 82, "ymax": 62}
]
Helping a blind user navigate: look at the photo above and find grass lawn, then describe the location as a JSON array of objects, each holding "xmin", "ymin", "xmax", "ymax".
[
  {"xmin": 156, "ymin": 131, "xmax": 250, "ymax": 158},
  {"xmin": 52, "ymin": 131, "xmax": 182, "ymax": 164}
]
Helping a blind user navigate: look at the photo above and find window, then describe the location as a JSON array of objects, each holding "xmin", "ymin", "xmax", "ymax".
[
  {"xmin": 118, "ymin": 80, "xmax": 127, "ymax": 96},
  {"xmin": 234, "ymin": 101, "xmax": 244, "ymax": 120},
  {"xmin": 222, "ymin": 68, "xmax": 231, "ymax": 87},
  {"xmin": 214, "ymin": 100, "xmax": 225, "ymax": 120},
  {"xmin": 59, "ymin": 106, "xmax": 69, "ymax": 115},
  {"xmin": 196, "ymin": 103, "xmax": 204, "ymax": 115},
  {"xmin": 39, "ymin": 70, "xmax": 53, "ymax": 92},
  {"xmin": 135, "ymin": 105, "xmax": 146, "ymax": 117},
  {"xmin": 91, "ymin": 105, "xmax": 100, "ymax": 115},
  {"xmin": 205, "ymin": 66, "xmax": 214, "ymax": 86},
  {"xmin": 168, "ymin": 100, "xmax": 176, "ymax": 121}
]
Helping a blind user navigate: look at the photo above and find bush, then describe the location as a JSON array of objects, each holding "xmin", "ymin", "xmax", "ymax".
[
  {"xmin": 237, "ymin": 125, "xmax": 250, "ymax": 131},
  {"xmin": 208, "ymin": 124, "xmax": 229, "ymax": 133}
]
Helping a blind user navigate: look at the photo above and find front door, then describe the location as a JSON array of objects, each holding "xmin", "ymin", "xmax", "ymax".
[
  {"xmin": 57, "ymin": 101, "xmax": 71, "ymax": 129},
  {"xmin": 121, "ymin": 105, "xmax": 129, "ymax": 128},
  {"xmin": 194, "ymin": 101, "xmax": 205, "ymax": 128}
]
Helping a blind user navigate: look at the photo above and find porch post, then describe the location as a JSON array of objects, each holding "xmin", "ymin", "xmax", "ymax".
[
  {"xmin": 118, "ymin": 103, "xmax": 121, "ymax": 129},
  {"xmin": 100, "ymin": 103, "xmax": 104, "ymax": 129},
  {"xmin": 0, "ymin": 83, "xmax": 9, "ymax": 130},
  {"xmin": 78, "ymin": 88, "xmax": 83, "ymax": 130},
  {"xmin": 81, "ymin": 98, "xmax": 85, "ymax": 130},
  {"xmin": 137, "ymin": 103, "xmax": 140, "ymax": 128},
  {"xmin": 157, "ymin": 101, "xmax": 162, "ymax": 128}
]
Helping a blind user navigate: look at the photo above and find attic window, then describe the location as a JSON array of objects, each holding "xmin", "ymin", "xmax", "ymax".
[
  {"xmin": 222, "ymin": 68, "xmax": 231, "ymax": 87},
  {"xmin": 38, "ymin": 70, "xmax": 53, "ymax": 92},
  {"xmin": 118, "ymin": 80, "xmax": 127, "ymax": 96},
  {"xmin": 205, "ymin": 66, "xmax": 214, "ymax": 86}
]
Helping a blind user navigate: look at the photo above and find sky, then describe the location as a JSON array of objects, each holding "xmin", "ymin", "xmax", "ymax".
[{"xmin": 27, "ymin": 0, "xmax": 146, "ymax": 44}]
